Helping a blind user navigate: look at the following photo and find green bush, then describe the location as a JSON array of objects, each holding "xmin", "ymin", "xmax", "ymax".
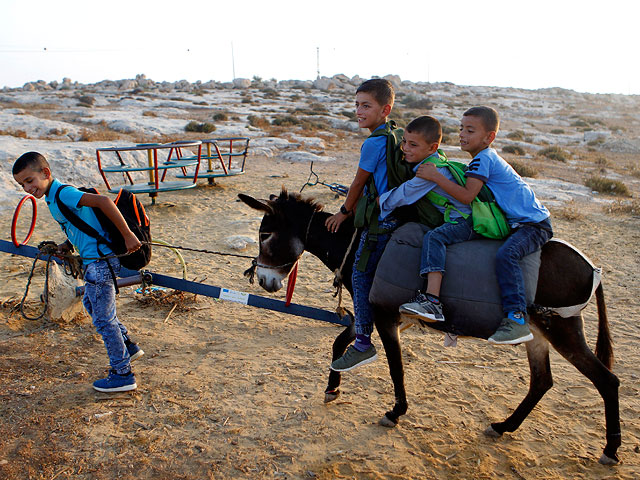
[
  {"xmin": 540, "ymin": 146, "xmax": 570, "ymax": 162},
  {"xmin": 550, "ymin": 128, "xmax": 565, "ymax": 134},
  {"xmin": 212, "ymin": 112, "xmax": 228, "ymax": 122},
  {"xmin": 184, "ymin": 121, "xmax": 216, "ymax": 133},
  {"xmin": 502, "ymin": 145, "xmax": 526, "ymax": 155},
  {"xmin": 585, "ymin": 176, "xmax": 630, "ymax": 196}
]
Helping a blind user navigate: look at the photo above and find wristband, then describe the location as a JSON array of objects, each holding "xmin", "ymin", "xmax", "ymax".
[{"xmin": 340, "ymin": 204, "xmax": 350, "ymax": 215}]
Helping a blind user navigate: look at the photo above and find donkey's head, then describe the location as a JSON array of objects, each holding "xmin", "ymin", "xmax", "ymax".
[{"xmin": 238, "ymin": 189, "xmax": 322, "ymax": 292}]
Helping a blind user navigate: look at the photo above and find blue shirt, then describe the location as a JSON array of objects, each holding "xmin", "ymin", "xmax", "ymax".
[
  {"xmin": 466, "ymin": 147, "xmax": 549, "ymax": 225},
  {"xmin": 379, "ymin": 153, "xmax": 471, "ymax": 220},
  {"xmin": 359, "ymin": 124, "xmax": 389, "ymax": 220},
  {"xmin": 45, "ymin": 179, "xmax": 114, "ymax": 265}
]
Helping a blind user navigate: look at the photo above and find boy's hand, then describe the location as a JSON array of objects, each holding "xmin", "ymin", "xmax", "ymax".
[
  {"xmin": 56, "ymin": 240, "xmax": 73, "ymax": 256},
  {"xmin": 124, "ymin": 231, "xmax": 142, "ymax": 253},
  {"xmin": 325, "ymin": 212, "xmax": 347, "ymax": 233},
  {"xmin": 416, "ymin": 162, "xmax": 440, "ymax": 181}
]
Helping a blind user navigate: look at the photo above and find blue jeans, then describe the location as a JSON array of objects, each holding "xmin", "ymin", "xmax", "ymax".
[
  {"xmin": 420, "ymin": 217, "xmax": 478, "ymax": 276},
  {"xmin": 82, "ymin": 258, "xmax": 131, "ymax": 374},
  {"xmin": 421, "ymin": 217, "xmax": 552, "ymax": 315},
  {"xmin": 352, "ymin": 216, "xmax": 398, "ymax": 336},
  {"xmin": 496, "ymin": 220, "xmax": 552, "ymax": 314}
]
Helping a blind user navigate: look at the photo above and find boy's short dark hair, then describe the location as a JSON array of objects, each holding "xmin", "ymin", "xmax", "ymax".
[
  {"xmin": 13, "ymin": 151, "xmax": 50, "ymax": 175},
  {"xmin": 463, "ymin": 106, "xmax": 500, "ymax": 133},
  {"xmin": 356, "ymin": 78, "xmax": 395, "ymax": 107},
  {"xmin": 406, "ymin": 116, "xmax": 442, "ymax": 144}
]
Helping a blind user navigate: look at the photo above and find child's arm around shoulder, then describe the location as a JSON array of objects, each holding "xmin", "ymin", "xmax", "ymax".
[
  {"xmin": 416, "ymin": 163, "xmax": 483, "ymax": 205},
  {"xmin": 78, "ymin": 192, "xmax": 142, "ymax": 253}
]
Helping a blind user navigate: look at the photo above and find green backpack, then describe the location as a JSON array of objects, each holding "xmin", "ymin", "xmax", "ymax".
[
  {"xmin": 353, "ymin": 122, "xmax": 444, "ymax": 271},
  {"xmin": 423, "ymin": 150, "xmax": 511, "ymax": 240}
]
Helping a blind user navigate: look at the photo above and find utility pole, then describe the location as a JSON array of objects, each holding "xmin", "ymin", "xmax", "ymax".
[
  {"xmin": 231, "ymin": 42, "xmax": 236, "ymax": 80},
  {"xmin": 316, "ymin": 47, "xmax": 320, "ymax": 80}
]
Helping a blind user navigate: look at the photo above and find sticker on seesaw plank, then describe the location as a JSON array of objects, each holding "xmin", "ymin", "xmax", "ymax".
[{"xmin": 219, "ymin": 288, "xmax": 249, "ymax": 304}]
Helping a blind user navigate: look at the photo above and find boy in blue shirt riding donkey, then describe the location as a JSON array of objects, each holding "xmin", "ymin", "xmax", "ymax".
[
  {"xmin": 325, "ymin": 78, "xmax": 399, "ymax": 371},
  {"xmin": 13, "ymin": 152, "xmax": 144, "ymax": 392},
  {"xmin": 404, "ymin": 106, "xmax": 553, "ymax": 344}
]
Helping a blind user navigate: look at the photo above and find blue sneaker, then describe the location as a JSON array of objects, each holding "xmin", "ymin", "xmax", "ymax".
[
  {"xmin": 122, "ymin": 333, "xmax": 144, "ymax": 362},
  {"xmin": 125, "ymin": 340, "xmax": 144, "ymax": 362},
  {"xmin": 93, "ymin": 369, "xmax": 137, "ymax": 393}
]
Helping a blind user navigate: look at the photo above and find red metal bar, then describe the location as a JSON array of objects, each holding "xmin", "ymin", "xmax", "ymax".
[
  {"xmin": 192, "ymin": 143, "xmax": 202, "ymax": 182},
  {"xmin": 96, "ymin": 150, "xmax": 112, "ymax": 191},
  {"xmin": 212, "ymin": 142, "xmax": 229, "ymax": 175}
]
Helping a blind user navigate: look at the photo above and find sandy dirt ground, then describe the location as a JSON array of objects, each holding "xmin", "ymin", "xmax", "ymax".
[{"xmin": 1, "ymin": 144, "xmax": 639, "ymax": 479}]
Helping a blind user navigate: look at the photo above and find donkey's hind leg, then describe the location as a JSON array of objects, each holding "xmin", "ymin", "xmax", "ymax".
[
  {"xmin": 545, "ymin": 314, "xmax": 621, "ymax": 464},
  {"xmin": 486, "ymin": 324, "xmax": 552, "ymax": 438},
  {"xmin": 325, "ymin": 314, "xmax": 355, "ymax": 403},
  {"xmin": 375, "ymin": 307, "xmax": 408, "ymax": 427}
]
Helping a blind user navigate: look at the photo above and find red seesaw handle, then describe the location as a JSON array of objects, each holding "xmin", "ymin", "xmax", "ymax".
[
  {"xmin": 12, "ymin": 195, "xmax": 37, "ymax": 247},
  {"xmin": 285, "ymin": 261, "xmax": 299, "ymax": 307}
]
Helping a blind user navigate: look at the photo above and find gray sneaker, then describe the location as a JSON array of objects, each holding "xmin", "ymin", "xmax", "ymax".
[
  {"xmin": 488, "ymin": 317, "xmax": 534, "ymax": 345},
  {"xmin": 399, "ymin": 293, "xmax": 445, "ymax": 322},
  {"xmin": 330, "ymin": 344, "xmax": 378, "ymax": 372}
]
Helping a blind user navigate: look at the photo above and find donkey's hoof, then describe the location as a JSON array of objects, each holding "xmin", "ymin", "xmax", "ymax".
[
  {"xmin": 599, "ymin": 452, "xmax": 619, "ymax": 465},
  {"xmin": 484, "ymin": 425, "xmax": 502, "ymax": 438},
  {"xmin": 324, "ymin": 389, "xmax": 340, "ymax": 403},
  {"xmin": 379, "ymin": 414, "xmax": 398, "ymax": 428}
]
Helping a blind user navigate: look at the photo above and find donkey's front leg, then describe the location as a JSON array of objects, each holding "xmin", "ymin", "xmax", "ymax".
[
  {"xmin": 325, "ymin": 314, "xmax": 355, "ymax": 403},
  {"xmin": 374, "ymin": 306, "xmax": 407, "ymax": 427}
]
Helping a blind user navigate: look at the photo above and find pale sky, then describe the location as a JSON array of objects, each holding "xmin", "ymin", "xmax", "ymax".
[{"xmin": 1, "ymin": 0, "xmax": 638, "ymax": 95}]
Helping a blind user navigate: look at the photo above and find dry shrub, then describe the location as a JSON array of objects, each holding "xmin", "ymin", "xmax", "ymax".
[
  {"xmin": 78, "ymin": 127, "xmax": 122, "ymax": 142},
  {"xmin": 507, "ymin": 130, "xmax": 526, "ymax": 141},
  {"xmin": 540, "ymin": 146, "xmax": 571, "ymax": 162},
  {"xmin": 185, "ymin": 121, "xmax": 215, "ymax": 133},
  {"xmin": 0, "ymin": 129, "xmax": 28, "ymax": 138},
  {"xmin": 595, "ymin": 155, "xmax": 609, "ymax": 166},
  {"xmin": 604, "ymin": 199, "xmax": 640, "ymax": 215},
  {"xmin": 503, "ymin": 145, "xmax": 526, "ymax": 155},
  {"xmin": 247, "ymin": 115, "xmax": 269, "ymax": 128},
  {"xmin": 142, "ymin": 110, "xmax": 158, "ymax": 117},
  {"xmin": 552, "ymin": 200, "xmax": 583, "ymax": 221},
  {"xmin": 508, "ymin": 159, "xmax": 538, "ymax": 178},
  {"xmin": 585, "ymin": 176, "xmax": 630, "ymax": 196}
]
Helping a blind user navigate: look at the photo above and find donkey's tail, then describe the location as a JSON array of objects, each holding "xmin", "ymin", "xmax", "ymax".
[{"xmin": 594, "ymin": 283, "xmax": 614, "ymax": 370}]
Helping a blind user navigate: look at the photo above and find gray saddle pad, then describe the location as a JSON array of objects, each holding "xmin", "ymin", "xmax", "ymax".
[{"xmin": 370, "ymin": 222, "xmax": 541, "ymax": 338}]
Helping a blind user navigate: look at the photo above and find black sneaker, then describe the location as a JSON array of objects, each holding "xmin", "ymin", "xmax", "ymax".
[{"xmin": 399, "ymin": 293, "xmax": 445, "ymax": 322}]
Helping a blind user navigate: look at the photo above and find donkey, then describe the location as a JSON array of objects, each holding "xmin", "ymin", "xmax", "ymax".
[{"xmin": 238, "ymin": 189, "xmax": 621, "ymax": 465}]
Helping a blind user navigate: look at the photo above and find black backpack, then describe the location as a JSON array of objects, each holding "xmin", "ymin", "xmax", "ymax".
[{"xmin": 54, "ymin": 185, "xmax": 152, "ymax": 271}]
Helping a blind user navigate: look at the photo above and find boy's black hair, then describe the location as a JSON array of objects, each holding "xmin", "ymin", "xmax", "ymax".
[
  {"xmin": 463, "ymin": 106, "xmax": 500, "ymax": 133},
  {"xmin": 356, "ymin": 78, "xmax": 395, "ymax": 107},
  {"xmin": 13, "ymin": 151, "xmax": 50, "ymax": 175},
  {"xmin": 406, "ymin": 116, "xmax": 442, "ymax": 145}
]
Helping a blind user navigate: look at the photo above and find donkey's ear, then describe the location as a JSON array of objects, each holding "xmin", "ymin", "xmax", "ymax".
[{"xmin": 238, "ymin": 194, "xmax": 274, "ymax": 214}]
